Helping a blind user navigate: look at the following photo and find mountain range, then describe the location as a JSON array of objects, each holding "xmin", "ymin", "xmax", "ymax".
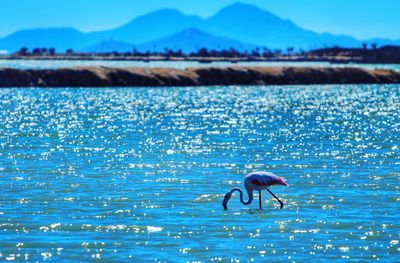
[{"xmin": 0, "ymin": 2, "xmax": 398, "ymax": 53}]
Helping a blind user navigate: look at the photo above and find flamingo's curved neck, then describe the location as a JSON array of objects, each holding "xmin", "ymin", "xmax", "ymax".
[{"xmin": 230, "ymin": 185, "xmax": 253, "ymax": 205}]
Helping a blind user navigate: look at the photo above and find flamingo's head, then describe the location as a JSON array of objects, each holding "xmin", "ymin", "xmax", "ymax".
[
  {"xmin": 222, "ymin": 192, "xmax": 232, "ymax": 209},
  {"xmin": 274, "ymin": 177, "xmax": 289, "ymax": 186}
]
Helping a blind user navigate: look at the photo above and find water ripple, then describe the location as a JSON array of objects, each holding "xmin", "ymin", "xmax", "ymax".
[{"xmin": 0, "ymin": 85, "xmax": 399, "ymax": 261}]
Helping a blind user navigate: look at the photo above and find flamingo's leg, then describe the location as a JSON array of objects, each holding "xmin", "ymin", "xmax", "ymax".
[
  {"xmin": 267, "ymin": 189, "xmax": 284, "ymax": 209},
  {"xmin": 259, "ymin": 190, "xmax": 262, "ymax": 209}
]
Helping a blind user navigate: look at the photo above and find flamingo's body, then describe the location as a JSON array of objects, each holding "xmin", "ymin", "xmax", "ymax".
[{"xmin": 222, "ymin": 171, "xmax": 288, "ymax": 209}]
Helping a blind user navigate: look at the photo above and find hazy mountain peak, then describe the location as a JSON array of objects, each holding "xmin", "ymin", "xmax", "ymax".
[
  {"xmin": 127, "ymin": 8, "xmax": 202, "ymax": 25},
  {"xmin": 93, "ymin": 7, "xmax": 204, "ymax": 44},
  {"xmin": 222, "ymin": 2, "xmax": 265, "ymax": 12},
  {"xmin": 212, "ymin": 1, "xmax": 281, "ymax": 21},
  {"xmin": 205, "ymin": 2, "xmax": 299, "ymax": 46},
  {"xmin": 138, "ymin": 8, "xmax": 186, "ymax": 19}
]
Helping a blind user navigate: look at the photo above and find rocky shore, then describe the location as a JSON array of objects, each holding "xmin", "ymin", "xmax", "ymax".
[{"xmin": 0, "ymin": 66, "xmax": 399, "ymax": 87}]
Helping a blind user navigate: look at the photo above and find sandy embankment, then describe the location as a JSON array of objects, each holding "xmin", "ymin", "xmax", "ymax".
[{"xmin": 0, "ymin": 66, "xmax": 399, "ymax": 87}]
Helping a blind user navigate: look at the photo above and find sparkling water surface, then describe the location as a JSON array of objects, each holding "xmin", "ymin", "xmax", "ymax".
[
  {"xmin": 0, "ymin": 85, "xmax": 399, "ymax": 262},
  {"xmin": 0, "ymin": 59, "xmax": 400, "ymax": 71}
]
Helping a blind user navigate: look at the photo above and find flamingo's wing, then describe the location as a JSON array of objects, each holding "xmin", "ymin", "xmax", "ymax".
[{"xmin": 251, "ymin": 178, "xmax": 267, "ymax": 186}]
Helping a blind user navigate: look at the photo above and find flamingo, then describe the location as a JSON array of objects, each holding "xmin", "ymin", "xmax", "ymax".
[{"xmin": 222, "ymin": 171, "xmax": 289, "ymax": 209}]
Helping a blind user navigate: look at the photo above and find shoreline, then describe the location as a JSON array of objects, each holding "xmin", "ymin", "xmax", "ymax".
[
  {"xmin": 0, "ymin": 56, "xmax": 351, "ymax": 64},
  {"xmin": 1, "ymin": 55, "xmax": 399, "ymax": 65},
  {"xmin": 0, "ymin": 66, "xmax": 399, "ymax": 87}
]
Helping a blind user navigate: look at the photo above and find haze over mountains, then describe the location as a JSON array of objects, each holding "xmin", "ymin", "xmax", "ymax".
[{"xmin": 0, "ymin": 2, "xmax": 398, "ymax": 53}]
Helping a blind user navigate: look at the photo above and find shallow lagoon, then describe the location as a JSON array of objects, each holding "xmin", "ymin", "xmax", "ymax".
[
  {"xmin": 1, "ymin": 59, "xmax": 400, "ymax": 72},
  {"xmin": 0, "ymin": 85, "xmax": 399, "ymax": 261}
]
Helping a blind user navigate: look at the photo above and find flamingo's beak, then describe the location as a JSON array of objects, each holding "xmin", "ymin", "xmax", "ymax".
[{"xmin": 279, "ymin": 178, "xmax": 289, "ymax": 186}]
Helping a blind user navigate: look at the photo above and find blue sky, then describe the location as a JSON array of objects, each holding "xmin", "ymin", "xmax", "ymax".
[{"xmin": 0, "ymin": 0, "xmax": 398, "ymax": 40}]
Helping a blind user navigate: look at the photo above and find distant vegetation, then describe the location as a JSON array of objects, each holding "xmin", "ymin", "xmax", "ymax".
[
  {"xmin": 309, "ymin": 45, "xmax": 400, "ymax": 63},
  {"xmin": 10, "ymin": 46, "xmax": 283, "ymax": 59},
  {"xmin": 4, "ymin": 44, "xmax": 400, "ymax": 64}
]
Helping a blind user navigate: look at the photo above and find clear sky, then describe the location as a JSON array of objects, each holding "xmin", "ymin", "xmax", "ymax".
[{"xmin": 0, "ymin": 0, "xmax": 398, "ymax": 40}]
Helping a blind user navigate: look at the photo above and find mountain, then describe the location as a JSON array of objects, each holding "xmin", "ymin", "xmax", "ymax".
[
  {"xmin": 135, "ymin": 28, "xmax": 256, "ymax": 53},
  {"xmin": 84, "ymin": 40, "xmax": 134, "ymax": 53},
  {"xmin": 0, "ymin": 2, "xmax": 398, "ymax": 53},
  {"xmin": 0, "ymin": 28, "xmax": 90, "ymax": 52},
  {"xmin": 204, "ymin": 2, "xmax": 360, "ymax": 49},
  {"xmin": 0, "ymin": 9, "xmax": 205, "ymax": 53},
  {"xmin": 87, "ymin": 9, "xmax": 204, "ymax": 44}
]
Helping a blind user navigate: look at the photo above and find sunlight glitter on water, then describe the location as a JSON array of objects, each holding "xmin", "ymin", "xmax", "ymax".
[
  {"xmin": 0, "ymin": 85, "xmax": 399, "ymax": 261},
  {"xmin": 1, "ymin": 59, "xmax": 400, "ymax": 71}
]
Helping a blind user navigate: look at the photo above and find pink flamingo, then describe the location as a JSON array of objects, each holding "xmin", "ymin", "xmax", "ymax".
[{"xmin": 222, "ymin": 171, "xmax": 289, "ymax": 209}]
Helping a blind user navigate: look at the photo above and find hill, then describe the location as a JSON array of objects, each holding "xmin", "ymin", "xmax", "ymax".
[
  {"xmin": 84, "ymin": 40, "xmax": 134, "ymax": 53},
  {"xmin": 0, "ymin": 28, "xmax": 89, "ymax": 52},
  {"xmin": 135, "ymin": 28, "xmax": 256, "ymax": 53},
  {"xmin": 0, "ymin": 2, "xmax": 398, "ymax": 53},
  {"xmin": 204, "ymin": 2, "xmax": 360, "ymax": 49},
  {"xmin": 87, "ymin": 9, "xmax": 204, "ymax": 45}
]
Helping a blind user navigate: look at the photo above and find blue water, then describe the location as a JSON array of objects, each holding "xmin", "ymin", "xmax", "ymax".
[
  {"xmin": 0, "ymin": 59, "xmax": 400, "ymax": 71},
  {"xmin": 0, "ymin": 85, "xmax": 399, "ymax": 261}
]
